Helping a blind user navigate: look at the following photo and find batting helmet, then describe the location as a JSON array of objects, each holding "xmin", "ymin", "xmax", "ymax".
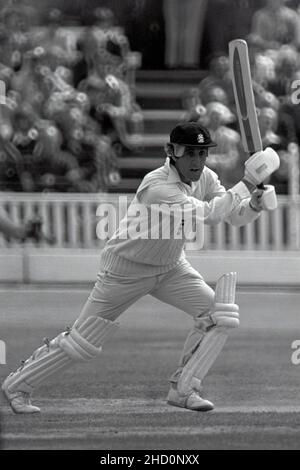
[{"xmin": 169, "ymin": 122, "xmax": 217, "ymax": 148}]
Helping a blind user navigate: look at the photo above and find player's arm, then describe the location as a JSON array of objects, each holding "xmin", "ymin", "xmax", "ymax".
[
  {"xmin": 226, "ymin": 184, "xmax": 278, "ymax": 227},
  {"xmin": 142, "ymin": 147, "xmax": 279, "ymax": 225},
  {"xmin": 141, "ymin": 174, "xmax": 250, "ymax": 225},
  {"xmin": 206, "ymin": 150, "xmax": 279, "ymax": 226},
  {"xmin": 226, "ymin": 196, "xmax": 261, "ymax": 227},
  {"xmin": 205, "ymin": 173, "xmax": 261, "ymax": 227},
  {"xmin": 0, "ymin": 208, "xmax": 25, "ymax": 239},
  {"xmin": 0, "ymin": 209, "xmax": 53, "ymax": 243},
  {"xmin": 140, "ymin": 181, "xmax": 238, "ymax": 225},
  {"xmin": 207, "ymin": 171, "xmax": 276, "ymax": 227}
]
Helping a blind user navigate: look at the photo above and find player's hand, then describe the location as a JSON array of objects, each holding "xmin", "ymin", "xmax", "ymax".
[
  {"xmin": 23, "ymin": 217, "xmax": 56, "ymax": 244},
  {"xmin": 23, "ymin": 217, "xmax": 43, "ymax": 242},
  {"xmin": 244, "ymin": 147, "xmax": 280, "ymax": 186},
  {"xmin": 249, "ymin": 185, "xmax": 278, "ymax": 212}
]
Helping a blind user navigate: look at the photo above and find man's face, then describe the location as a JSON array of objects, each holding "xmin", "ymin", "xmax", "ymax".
[
  {"xmin": 174, "ymin": 146, "xmax": 208, "ymax": 184},
  {"xmin": 212, "ymin": 56, "xmax": 229, "ymax": 79}
]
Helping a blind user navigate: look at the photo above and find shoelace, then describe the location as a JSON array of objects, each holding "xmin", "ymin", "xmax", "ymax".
[{"xmin": 13, "ymin": 391, "xmax": 31, "ymax": 403}]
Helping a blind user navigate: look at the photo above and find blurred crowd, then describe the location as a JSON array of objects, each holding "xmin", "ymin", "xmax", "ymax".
[
  {"xmin": 183, "ymin": 0, "xmax": 300, "ymax": 193},
  {"xmin": 0, "ymin": 0, "xmax": 299, "ymax": 195},
  {"xmin": 0, "ymin": 3, "xmax": 143, "ymax": 192}
]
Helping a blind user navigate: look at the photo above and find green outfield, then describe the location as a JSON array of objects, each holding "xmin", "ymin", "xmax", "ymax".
[{"xmin": 0, "ymin": 287, "xmax": 300, "ymax": 450}]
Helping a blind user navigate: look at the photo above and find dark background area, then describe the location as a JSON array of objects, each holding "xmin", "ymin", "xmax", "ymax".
[{"xmin": 1, "ymin": 0, "xmax": 289, "ymax": 69}]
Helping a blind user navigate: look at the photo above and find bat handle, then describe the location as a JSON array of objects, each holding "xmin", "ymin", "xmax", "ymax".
[{"xmin": 247, "ymin": 153, "xmax": 266, "ymax": 191}]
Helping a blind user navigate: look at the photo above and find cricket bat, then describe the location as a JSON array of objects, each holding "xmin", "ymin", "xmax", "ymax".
[{"xmin": 229, "ymin": 39, "xmax": 264, "ymax": 189}]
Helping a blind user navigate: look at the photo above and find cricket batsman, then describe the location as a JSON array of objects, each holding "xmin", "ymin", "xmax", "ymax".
[{"xmin": 2, "ymin": 121, "xmax": 280, "ymax": 413}]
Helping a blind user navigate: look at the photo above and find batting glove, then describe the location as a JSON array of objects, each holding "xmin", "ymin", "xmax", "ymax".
[
  {"xmin": 244, "ymin": 147, "xmax": 280, "ymax": 187},
  {"xmin": 249, "ymin": 185, "xmax": 278, "ymax": 212}
]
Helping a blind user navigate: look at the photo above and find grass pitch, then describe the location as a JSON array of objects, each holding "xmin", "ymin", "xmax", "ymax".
[{"xmin": 0, "ymin": 287, "xmax": 300, "ymax": 450}]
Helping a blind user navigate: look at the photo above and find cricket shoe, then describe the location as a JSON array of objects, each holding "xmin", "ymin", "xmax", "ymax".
[
  {"xmin": 167, "ymin": 384, "xmax": 214, "ymax": 412},
  {"xmin": 2, "ymin": 372, "xmax": 40, "ymax": 414}
]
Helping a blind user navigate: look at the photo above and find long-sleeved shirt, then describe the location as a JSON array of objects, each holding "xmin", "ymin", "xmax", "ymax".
[{"xmin": 100, "ymin": 158, "xmax": 260, "ymax": 276}]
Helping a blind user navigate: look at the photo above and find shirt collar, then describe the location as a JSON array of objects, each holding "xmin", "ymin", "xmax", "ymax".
[
  {"xmin": 165, "ymin": 157, "xmax": 181, "ymax": 183},
  {"xmin": 165, "ymin": 157, "xmax": 198, "ymax": 192}
]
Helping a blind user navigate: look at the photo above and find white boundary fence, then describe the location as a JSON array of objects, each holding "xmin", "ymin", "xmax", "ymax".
[{"xmin": 0, "ymin": 192, "xmax": 299, "ymax": 251}]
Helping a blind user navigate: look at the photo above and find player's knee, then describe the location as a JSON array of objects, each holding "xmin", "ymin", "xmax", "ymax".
[
  {"xmin": 211, "ymin": 302, "xmax": 240, "ymax": 329},
  {"xmin": 59, "ymin": 316, "xmax": 119, "ymax": 361},
  {"xmin": 194, "ymin": 288, "xmax": 215, "ymax": 319},
  {"xmin": 192, "ymin": 291, "xmax": 216, "ymax": 332}
]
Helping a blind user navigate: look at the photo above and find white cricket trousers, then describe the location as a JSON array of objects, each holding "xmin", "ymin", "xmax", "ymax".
[
  {"xmin": 77, "ymin": 258, "xmax": 215, "ymax": 383},
  {"xmin": 163, "ymin": 0, "xmax": 208, "ymax": 68}
]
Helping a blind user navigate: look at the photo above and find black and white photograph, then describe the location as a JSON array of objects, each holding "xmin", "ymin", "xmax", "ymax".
[{"xmin": 0, "ymin": 0, "xmax": 300, "ymax": 453}]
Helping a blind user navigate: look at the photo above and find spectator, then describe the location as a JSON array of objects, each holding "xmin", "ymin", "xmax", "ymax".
[
  {"xmin": 0, "ymin": 2, "xmax": 134, "ymax": 193},
  {"xmin": 35, "ymin": 9, "xmax": 76, "ymax": 68},
  {"xmin": 252, "ymin": 51, "xmax": 276, "ymax": 88},
  {"xmin": 181, "ymin": 87, "xmax": 208, "ymax": 124},
  {"xmin": 79, "ymin": 34, "xmax": 143, "ymax": 152},
  {"xmin": 249, "ymin": 0, "xmax": 300, "ymax": 51},
  {"xmin": 258, "ymin": 107, "xmax": 283, "ymax": 149},
  {"xmin": 204, "ymin": 0, "xmax": 261, "ymax": 63},
  {"xmin": 198, "ymin": 55, "xmax": 234, "ymax": 107},
  {"xmin": 0, "ymin": 3, "xmax": 36, "ymax": 70},
  {"xmin": 267, "ymin": 46, "xmax": 300, "ymax": 99},
  {"xmin": 200, "ymin": 86, "xmax": 231, "ymax": 107},
  {"xmin": 163, "ymin": 0, "xmax": 208, "ymax": 68},
  {"xmin": 258, "ymin": 106, "xmax": 296, "ymax": 194},
  {"xmin": 205, "ymin": 101, "xmax": 242, "ymax": 188}
]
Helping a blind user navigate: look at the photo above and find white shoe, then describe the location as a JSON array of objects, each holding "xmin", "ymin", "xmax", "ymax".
[
  {"xmin": 167, "ymin": 384, "xmax": 214, "ymax": 412},
  {"xmin": 2, "ymin": 374, "xmax": 40, "ymax": 414}
]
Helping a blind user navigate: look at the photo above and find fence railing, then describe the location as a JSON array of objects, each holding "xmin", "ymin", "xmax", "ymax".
[{"xmin": 0, "ymin": 192, "xmax": 299, "ymax": 251}]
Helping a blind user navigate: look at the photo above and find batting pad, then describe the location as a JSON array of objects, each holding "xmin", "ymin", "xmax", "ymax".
[
  {"xmin": 6, "ymin": 316, "xmax": 119, "ymax": 393},
  {"xmin": 177, "ymin": 272, "xmax": 238, "ymax": 395}
]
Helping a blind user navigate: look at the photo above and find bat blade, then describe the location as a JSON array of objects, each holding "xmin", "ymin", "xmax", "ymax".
[{"xmin": 229, "ymin": 39, "xmax": 263, "ymax": 155}]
